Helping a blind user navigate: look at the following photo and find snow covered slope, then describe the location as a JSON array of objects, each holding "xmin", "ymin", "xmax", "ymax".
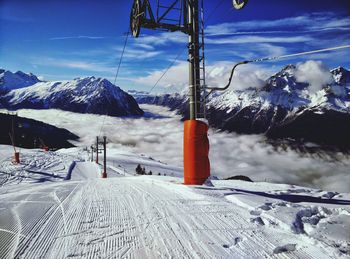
[
  {"xmin": 0, "ymin": 69, "xmax": 40, "ymax": 92},
  {"xmin": 0, "ymin": 145, "xmax": 349, "ymax": 258},
  {"xmin": 1, "ymin": 74, "xmax": 143, "ymax": 116}
]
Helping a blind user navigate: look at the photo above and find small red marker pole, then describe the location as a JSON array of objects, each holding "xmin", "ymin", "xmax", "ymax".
[
  {"xmin": 102, "ymin": 136, "xmax": 107, "ymax": 178},
  {"xmin": 96, "ymin": 136, "xmax": 99, "ymax": 164},
  {"xmin": 14, "ymin": 152, "xmax": 20, "ymax": 164}
]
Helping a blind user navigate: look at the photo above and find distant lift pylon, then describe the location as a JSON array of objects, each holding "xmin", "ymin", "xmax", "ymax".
[{"xmin": 130, "ymin": 0, "xmax": 248, "ymax": 185}]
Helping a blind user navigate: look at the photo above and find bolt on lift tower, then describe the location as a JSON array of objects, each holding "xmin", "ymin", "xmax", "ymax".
[{"xmin": 130, "ymin": 0, "xmax": 248, "ymax": 184}]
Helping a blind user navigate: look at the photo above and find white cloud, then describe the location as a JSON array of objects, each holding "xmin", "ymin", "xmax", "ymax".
[
  {"xmin": 206, "ymin": 62, "xmax": 269, "ymax": 90},
  {"xmin": 133, "ymin": 61, "xmax": 188, "ymax": 92},
  {"xmin": 206, "ymin": 35, "xmax": 313, "ymax": 45},
  {"xmin": 295, "ymin": 60, "xmax": 334, "ymax": 93},
  {"xmin": 136, "ymin": 31, "xmax": 187, "ymax": 46},
  {"xmin": 123, "ymin": 48, "xmax": 163, "ymax": 60},
  {"xmin": 13, "ymin": 106, "xmax": 350, "ymax": 192},
  {"xmin": 132, "ymin": 43, "xmax": 155, "ymax": 50},
  {"xmin": 49, "ymin": 36, "xmax": 108, "ymax": 40},
  {"xmin": 31, "ymin": 57, "xmax": 116, "ymax": 74},
  {"xmin": 133, "ymin": 61, "xmax": 272, "ymax": 92},
  {"xmin": 206, "ymin": 13, "xmax": 350, "ymax": 36}
]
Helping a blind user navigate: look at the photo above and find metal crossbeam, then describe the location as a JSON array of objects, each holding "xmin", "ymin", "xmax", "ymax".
[{"xmin": 157, "ymin": 0, "xmax": 180, "ymax": 23}]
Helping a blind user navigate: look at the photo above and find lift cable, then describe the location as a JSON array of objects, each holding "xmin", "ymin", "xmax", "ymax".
[
  {"xmin": 206, "ymin": 0, "xmax": 226, "ymax": 22},
  {"xmin": 114, "ymin": 31, "xmax": 130, "ymax": 85},
  {"xmin": 98, "ymin": 112, "xmax": 107, "ymax": 139},
  {"xmin": 147, "ymin": 0, "xmax": 226, "ymax": 94},
  {"xmin": 98, "ymin": 31, "xmax": 130, "ymax": 139},
  {"xmin": 247, "ymin": 44, "xmax": 350, "ymax": 64},
  {"xmin": 148, "ymin": 47, "xmax": 187, "ymax": 93},
  {"xmin": 206, "ymin": 44, "xmax": 350, "ymax": 94}
]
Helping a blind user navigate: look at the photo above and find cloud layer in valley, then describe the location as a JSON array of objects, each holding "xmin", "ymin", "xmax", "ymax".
[{"xmin": 8, "ymin": 105, "xmax": 350, "ymax": 192}]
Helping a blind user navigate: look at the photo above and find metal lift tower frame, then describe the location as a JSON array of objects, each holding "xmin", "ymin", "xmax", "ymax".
[{"xmin": 130, "ymin": 0, "xmax": 248, "ymax": 184}]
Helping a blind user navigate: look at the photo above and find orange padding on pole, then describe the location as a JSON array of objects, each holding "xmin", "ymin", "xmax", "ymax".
[
  {"xmin": 184, "ymin": 120, "xmax": 210, "ymax": 185},
  {"xmin": 14, "ymin": 152, "xmax": 20, "ymax": 164}
]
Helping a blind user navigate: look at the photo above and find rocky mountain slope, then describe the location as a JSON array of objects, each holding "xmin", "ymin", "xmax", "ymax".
[
  {"xmin": 0, "ymin": 69, "xmax": 41, "ymax": 92},
  {"xmin": 131, "ymin": 65, "xmax": 350, "ymax": 149},
  {"xmin": 0, "ymin": 71, "xmax": 144, "ymax": 116}
]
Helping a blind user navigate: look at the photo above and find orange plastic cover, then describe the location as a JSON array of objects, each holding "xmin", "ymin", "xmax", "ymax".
[
  {"xmin": 183, "ymin": 120, "xmax": 210, "ymax": 185},
  {"xmin": 14, "ymin": 152, "xmax": 20, "ymax": 164}
]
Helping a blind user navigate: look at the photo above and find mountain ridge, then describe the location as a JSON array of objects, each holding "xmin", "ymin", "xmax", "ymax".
[
  {"xmin": 0, "ymin": 71, "xmax": 144, "ymax": 116},
  {"xmin": 131, "ymin": 65, "xmax": 350, "ymax": 149}
]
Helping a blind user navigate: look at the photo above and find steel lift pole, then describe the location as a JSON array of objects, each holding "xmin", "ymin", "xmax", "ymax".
[
  {"xmin": 129, "ymin": 0, "xmax": 248, "ymax": 185},
  {"xmin": 96, "ymin": 136, "xmax": 99, "ymax": 164},
  {"xmin": 188, "ymin": 0, "xmax": 200, "ymax": 120},
  {"xmin": 182, "ymin": 0, "xmax": 210, "ymax": 185},
  {"xmin": 102, "ymin": 136, "xmax": 107, "ymax": 178}
]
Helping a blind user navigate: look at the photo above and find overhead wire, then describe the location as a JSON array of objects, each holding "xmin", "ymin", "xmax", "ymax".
[
  {"xmin": 145, "ymin": 0, "xmax": 227, "ymax": 113},
  {"xmin": 246, "ymin": 44, "xmax": 350, "ymax": 63},
  {"xmin": 205, "ymin": 44, "xmax": 350, "ymax": 94},
  {"xmin": 206, "ymin": 0, "xmax": 226, "ymax": 22},
  {"xmin": 147, "ymin": 0, "xmax": 226, "ymax": 94},
  {"xmin": 114, "ymin": 31, "xmax": 130, "ymax": 85},
  {"xmin": 143, "ymin": 3, "xmax": 350, "ymax": 113},
  {"xmin": 148, "ymin": 47, "xmax": 187, "ymax": 94},
  {"xmin": 98, "ymin": 31, "xmax": 130, "ymax": 138}
]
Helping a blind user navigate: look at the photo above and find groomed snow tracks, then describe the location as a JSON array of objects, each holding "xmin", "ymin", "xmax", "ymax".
[{"xmin": 0, "ymin": 176, "xmax": 340, "ymax": 258}]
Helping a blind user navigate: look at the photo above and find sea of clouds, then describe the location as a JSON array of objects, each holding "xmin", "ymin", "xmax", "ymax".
[{"xmin": 8, "ymin": 104, "xmax": 350, "ymax": 193}]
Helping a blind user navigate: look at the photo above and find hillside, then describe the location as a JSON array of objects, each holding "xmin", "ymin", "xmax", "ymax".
[
  {"xmin": 0, "ymin": 113, "xmax": 78, "ymax": 149},
  {"xmin": 0, "ymin": 69, "xmax": 41, "ymax": 91},
  {"xmin": 0, "ymin": 71, "xmax": 144, "ymax": 116},
  {"xmin": 131, "ymin": 65, "xmax": 350, "ymax": 149}
]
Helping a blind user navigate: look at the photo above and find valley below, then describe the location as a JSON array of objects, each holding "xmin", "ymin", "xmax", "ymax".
[{"xmin": 2, "ymin": 104, "xmax": 349, "ymax": 193}]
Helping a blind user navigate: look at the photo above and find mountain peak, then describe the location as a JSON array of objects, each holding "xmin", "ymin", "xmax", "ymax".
[
  {"xmin": 1, "ymin": 69, "xmax": 40, "ymax": 91},
  {"xmin": 331, "ymin": 66, "xmax": 349, "ymax": 73},
  {"xmin": 281, "ymin": 64, "xmax": 296, "ymax": 72},
  {"xmin": 2, "ymin": 71, "xmax": 144, "ymax": 117},
  {"xmin": 331, "ymin": 66, "xmax": 350, "ymax": 85}
]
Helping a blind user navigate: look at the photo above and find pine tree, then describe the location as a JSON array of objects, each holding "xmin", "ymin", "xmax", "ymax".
[{"xmin": 135, "ymin": 164, "xmax": 142, "ymax": 175}]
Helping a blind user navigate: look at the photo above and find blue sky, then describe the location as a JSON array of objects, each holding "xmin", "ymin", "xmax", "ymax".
[{"xmin": 0, "ymin": 0, "xmax": 349, "ymax": 92}]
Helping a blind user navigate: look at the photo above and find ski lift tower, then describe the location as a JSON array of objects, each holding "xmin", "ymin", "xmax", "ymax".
[{"xmin": 130, "ymin": 0, "xmax": 248, "ymax": 184}]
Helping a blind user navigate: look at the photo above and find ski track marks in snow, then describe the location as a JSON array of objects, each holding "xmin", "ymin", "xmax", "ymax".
[
  {"xmin": 0, "ymin": 148, "xmax": 79, "ymax": 188},
  {"xmin": 0, "ymin": 146, "xmax": 349, "ymax": 258},
  {"xmin": 1, "ymin": 175, "xmax": 347, "ymax": 258}
]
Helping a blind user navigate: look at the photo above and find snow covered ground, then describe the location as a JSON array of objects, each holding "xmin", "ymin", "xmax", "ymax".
[
  {"xmin": 0, "ymin": 144, "xmax": 349, "ymax": 258},
  {"xmin": 1, "ymin": 104, "xmax": 350, "ymax": 192}
]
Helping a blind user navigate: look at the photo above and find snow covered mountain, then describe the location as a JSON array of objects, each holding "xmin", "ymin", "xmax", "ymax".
[
  {"xmin": 1, "ymin": 74, "xmax": 144, "ymax": 116},
  {"xmin": 0, "ymin": 69, "xmax": 41, "ymax": 92},
  {"xmin": 131, "ymin": 90, "xmax": 187, "ymax": 112},
  {"xmin": 131, "ymin": 65, "xmax": 350, "ymax": 149}
]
